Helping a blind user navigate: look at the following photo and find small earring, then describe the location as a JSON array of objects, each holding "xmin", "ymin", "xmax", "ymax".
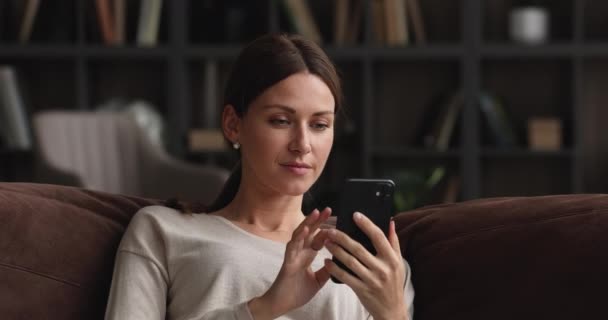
[{"xmin": 233, "ymin": 142, "xmax": 241, "ymax": 150}]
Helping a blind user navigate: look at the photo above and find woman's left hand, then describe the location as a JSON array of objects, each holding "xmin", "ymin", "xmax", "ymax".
[{"xmin": 324, "ymin": 212, "xmax": 409, "ymax": 320}]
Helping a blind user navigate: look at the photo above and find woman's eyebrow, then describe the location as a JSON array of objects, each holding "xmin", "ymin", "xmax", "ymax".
[{"xmin": 263, "ymin": 104, "xmax": 334, "ymax": 116}]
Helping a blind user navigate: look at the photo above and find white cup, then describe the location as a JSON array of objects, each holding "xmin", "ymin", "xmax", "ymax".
[{"xmin": 509, "ymin": 6, "xmax": 549, "ymax": 45}]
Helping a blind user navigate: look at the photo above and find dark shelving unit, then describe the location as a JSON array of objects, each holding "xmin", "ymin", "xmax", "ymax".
[{"xmin": 2, "ymin": 0, "xmax": 608, "ymax": 208}]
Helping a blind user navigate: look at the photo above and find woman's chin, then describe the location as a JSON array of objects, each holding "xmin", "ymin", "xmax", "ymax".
[{"xmin": 278, "ymin": 181, "xmax": 315, "ymax": 196}]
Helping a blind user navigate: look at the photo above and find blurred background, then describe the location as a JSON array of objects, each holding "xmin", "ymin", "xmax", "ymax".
[{"xmin": 1, "ymin": 0, "xmax": 608, "ymax": 211}]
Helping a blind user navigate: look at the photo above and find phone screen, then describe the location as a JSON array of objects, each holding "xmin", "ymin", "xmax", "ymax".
[{"xmin": 331, "ymin": 179, "xmax": 395, "ymax": 283}]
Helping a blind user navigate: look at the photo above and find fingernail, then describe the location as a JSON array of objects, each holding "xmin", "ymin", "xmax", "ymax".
[
  {"xmin": 329, "ymin": 228, "xmax": 336, "ymax": 236},
  {"xmin": 353, "ymin": 212, "xmax": 362, "ymax": 220}
]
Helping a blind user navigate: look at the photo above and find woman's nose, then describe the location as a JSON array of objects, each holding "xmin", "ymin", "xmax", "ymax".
[{"xmin": 288, "ymin": 125, "xmax": 312, "ymax": 155}]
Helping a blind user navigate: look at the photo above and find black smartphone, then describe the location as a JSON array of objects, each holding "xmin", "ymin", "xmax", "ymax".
[{"xmin": 331, "ymin": 178, "xmax": 395, "ymax": 284}]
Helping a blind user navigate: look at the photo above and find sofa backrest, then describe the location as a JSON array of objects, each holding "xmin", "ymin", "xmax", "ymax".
[
  {"xmin": 395, "ymin": 195, "xmax": 608, "ymax": 319},
  {"xmin": 2, "ymin": 182, "xmax": 608, "ymax": 319},
  {"xmin": 0, "ymin": 183, "xmax": 160, "ymax": 319}
]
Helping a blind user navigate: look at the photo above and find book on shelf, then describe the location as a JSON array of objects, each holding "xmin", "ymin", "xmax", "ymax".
[
  {"xmin": 406, "ymin": 0, "xmax": 426, "ymax": 44},
  {"xmin": 423, "ymin": 90, "xmax": 463, "ymax": 151},
  {"xmin": 394, "ymin": 0, "xmax": 409, "ymax": 46},
  {"xmin": 114, "ymin": 0, "xmax": 126, "ymax": 44},
  {"xmin": 333, "ymin": 0, "xmax": 349, "ymax": 45},
  {"xmin": 0, "ymin": 66, "xmax": 32, "ymax": 150},
  {"xmin": 96, "ymin": 0, "xmax": 116, "ymax": 45},
  {"xmin": 479, "ymin": 92, "xmax": 518, "ymax": 147},
  {"xmin": 137, "ymin": 0, "xmax": 163, "ymax": 46},
  {"xmin": 334, "ymin": 0, "xmax": 363, "ymax": 46},
  {"xmin": 18, "ymin": 0, "xmax": 40, "ymax": 44},
  {"xmin": 346, "ymin": 0, "xmax": 363, "ymax": 44},
  {"xmin": 282, "ymin": 0, "xmax": 322, "ymax": 44},
  {"xmin": 373, "ymin": 0, "xmax": 427, "ymax": 46},
  {"xmin": 371, "ymin": 0, "xmax": 386, "ymax": 44},
  {"xmin": 384, "ymin": 0, "xmax": 409, "ymax": 46}
]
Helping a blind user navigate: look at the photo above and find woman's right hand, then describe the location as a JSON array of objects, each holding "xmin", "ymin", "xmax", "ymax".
[{"xmin": 248, "ymin": 207, "xmax": 332, "ymax": 320}]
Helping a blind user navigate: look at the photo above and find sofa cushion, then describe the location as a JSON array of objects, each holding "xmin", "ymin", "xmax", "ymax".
[
  {"xmin": 395, "ymin": 194, "xmax": 608, "ymax": 320},
  {"xmin": 0, "ymin": 183, "xmax": 160, "ymax": 320}
]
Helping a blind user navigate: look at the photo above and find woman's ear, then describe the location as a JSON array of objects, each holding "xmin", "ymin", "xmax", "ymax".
[{"xmin": 222, "ymin": 104, "xmax": 240, "ymax": 143}]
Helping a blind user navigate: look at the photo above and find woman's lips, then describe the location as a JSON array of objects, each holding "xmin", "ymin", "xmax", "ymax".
[{"xmin": 281, "ymin": 164, "xmax": 312, "ymax": 175}]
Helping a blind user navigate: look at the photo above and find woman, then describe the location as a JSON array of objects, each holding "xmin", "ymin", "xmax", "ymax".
[{"xmin": 105, "ymin": 33, "xmax": 414, "ymax": 320}]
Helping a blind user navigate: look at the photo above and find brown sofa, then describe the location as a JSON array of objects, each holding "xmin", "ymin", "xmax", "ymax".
[{"xmin": 1, "ymin": 182, "xmax": 607, "ymax": 319}]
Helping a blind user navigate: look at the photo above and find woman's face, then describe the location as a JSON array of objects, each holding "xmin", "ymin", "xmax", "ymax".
[{"xmin": 228, "ymin": 72, "xmax": 336, "ymax": 197}]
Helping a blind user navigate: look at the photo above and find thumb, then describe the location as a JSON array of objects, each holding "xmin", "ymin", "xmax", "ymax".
[{"xmin": 314, "ymin": 265, "xmax": 331, "ymax": 288}]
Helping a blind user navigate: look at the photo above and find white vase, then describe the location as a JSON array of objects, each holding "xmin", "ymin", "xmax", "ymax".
[{"xmin": 509, "ymin": 6, "xmax": 549, "ymax": 45}]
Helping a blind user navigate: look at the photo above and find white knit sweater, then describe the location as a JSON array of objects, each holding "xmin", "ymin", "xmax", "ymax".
[{"xmin": 105, "ymin": 206, "xmax": 414, "ymax": 319}]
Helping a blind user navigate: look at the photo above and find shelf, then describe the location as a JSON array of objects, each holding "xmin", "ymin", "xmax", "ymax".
[
  {"xmin": 82, "ymin": 46, "xmax": 171, "ymax": 58},
  {"xmin": 2, "ymin": 0, "xmax": 606, "ymax": 198},
  {"xmin": 0, "ymin": 45, "xmax": 170, "ymax": 58},
  {"xmin": 186, "ymin": 46, "xmax": 242, "ymax": 59},
  {"xmin": 5, "ymin": 43, "xmax": 608, "ymax": 61},
  {"xmin": 481, "ymin": 148, "xmax": 574, "ymax": 158},
  {"xmin": 577, "ymin": 44, "xmax": 608, "ymax": 57},
  {"xmin": 371, "ymin": 147, "xmax": 460, "ymax": 159},
  {"xmin": 481, "ymin": 43, "xmax": 608, "ymax": 58},
  {"xmin": 481, "ymin": 43, "xmax": 575, "ymax": 58},
  {"xmin": 0, "ymin": 44, "xmax": 464, "ymax": 60},
  {"xmin": 335, "ymin": 45, "xmax": 464, "ymax": 60},
  {"xmin": 0, "ymin": 45, "xmax": 79, "ymax": 57}
]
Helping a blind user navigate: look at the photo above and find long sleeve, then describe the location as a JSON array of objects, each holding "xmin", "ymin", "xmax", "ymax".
[
  {"xmin": 404, "ymin": 259, "xmax": 415, "ymax": 320},
  {"xmin": 199, "ymin": 302, "xmax": 254, "ymax": 320},
  {"xmin": 105, "ymin": 251, "xmax": 255, "ymax": 320},
  {"xmin": 104, "ymin": 207, "xmax": 258, "ymax": 320},
  {"xmin": 104, "ymin": 251, "xmax": 168, "ymax": 319}
]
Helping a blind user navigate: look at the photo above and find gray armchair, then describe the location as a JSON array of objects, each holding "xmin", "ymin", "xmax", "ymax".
[{"xmin": 32, "ymin": 111, "xmax": 229, "ymax": 204}]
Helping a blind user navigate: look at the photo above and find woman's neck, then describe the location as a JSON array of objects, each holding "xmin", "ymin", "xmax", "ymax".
[{"xmin": 220, "ymin": 185, "xmax": 305, "ymax": 233}]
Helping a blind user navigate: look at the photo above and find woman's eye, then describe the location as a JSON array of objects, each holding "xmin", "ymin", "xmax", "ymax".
[
  {"xmin": 311, "ymin": 122, "xmax": 330, "ymax": 130},
  {"xmin": 270, "ymin": 118, "xmax": 290, "ymax": 126}
]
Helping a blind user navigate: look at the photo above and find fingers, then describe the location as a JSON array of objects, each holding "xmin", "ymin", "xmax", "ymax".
[
  {"xmin": 352, "ymin": 212, "xmax": 394, "ymax": 258},
  {"xmin": 292, "ymin": 209, "xmax": 320, "ymax": 239},
  {"xmin": 308, "ymin": 207, "xmax": 332, "ymax": 234},
  {"xmin": 287, "ymin": 225, "xmax": 309, "ymax": 260},
  {"xmin": 324, "ymin": 258, "xmax": 364, "ymax": 290},
  {"xmin": 326, "ymin": 228, "xmax": 381, "ymax": 271},
  {"xmin": 388, "ymin": 220, "xmax": 402, "ymax": 256},
  {"xmin": 313, "ymin": 265, "xmax": 331, "ymax": 287},
  {"xmin": 304, "ymin": 207, "xmax": 332, "ymax": 248},
  {"xmin": 310, "ymin": 229, "xmax": 328, "ymax": 251},
  {"xmin": 324, "ymin": 240, "xmax": 375, "ymax": 284}
]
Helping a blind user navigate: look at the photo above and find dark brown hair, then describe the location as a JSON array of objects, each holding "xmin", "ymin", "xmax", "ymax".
[{"xmin": 166, "ymin": 33, "xmax": 343, "ymax": 213}]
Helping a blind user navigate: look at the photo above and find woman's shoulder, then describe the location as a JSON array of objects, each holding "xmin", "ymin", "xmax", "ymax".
[
  {"xmin": 122, "ymin": 206, "xmax": 215, "ymax": 246},
  {"xmin": 130, "ymin": 205, "xmax": 212, "ymax": 226}
]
